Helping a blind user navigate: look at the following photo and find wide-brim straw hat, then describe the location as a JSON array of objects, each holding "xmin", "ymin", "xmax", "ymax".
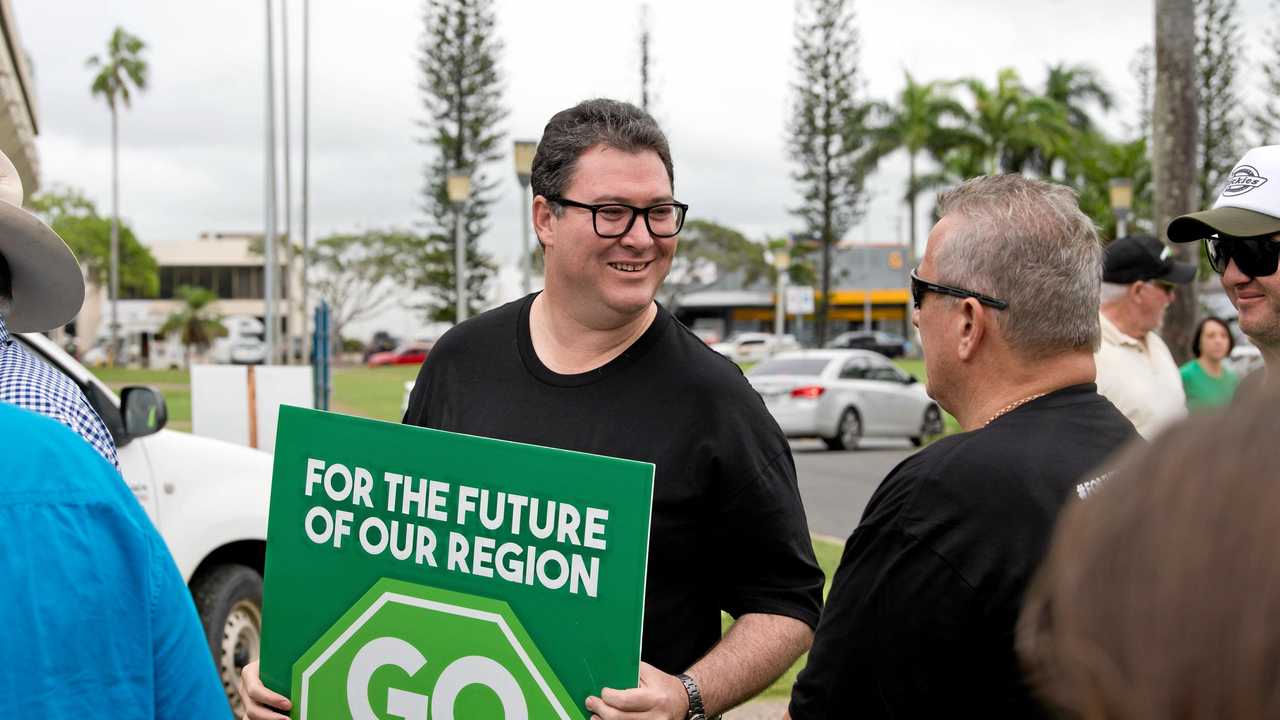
[{"xmin": 0, "ymin": 151, "xmax": 85, "ymax": 332}]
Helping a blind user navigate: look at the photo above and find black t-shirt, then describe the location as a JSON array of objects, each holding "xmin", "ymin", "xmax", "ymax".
[
  {"xmin": 403, "ymin": 294, "xmax": 824, "ymax": 674},
  {"xmin": 788, "ymin": 384, "xmax": 1138, "ymax": 718}
]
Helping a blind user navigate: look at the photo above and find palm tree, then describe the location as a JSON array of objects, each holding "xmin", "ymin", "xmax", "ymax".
[
  {"xmin": 872, "ymin": 71, "xmax": 973, "ymax": 260},
  {"xmin": 160, "ymin": 286, "xmax": 228, "ymax": 367},
  {"xmin": 959, "ymin": 68, "xmax": 1070, "ymax": 175},
  {"xmin": 1038, "ymin": 63, "xmax": 1116, "ymax": 179},
  {"xmin": 87, "ymin": 27, "xmax": 148, "ymax": 365},
  {"xmin": 1044, "ymin": 63, "xmax": 1114, "ymax": 133}
]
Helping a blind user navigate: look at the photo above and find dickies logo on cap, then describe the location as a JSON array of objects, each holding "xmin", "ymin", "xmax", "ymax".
[
  {"xmin": 1221, "ymin": 164, "xmax": 1269, "ymax": 197},
  {"xmin": 1167, "ymin": 145, "xmax": 1280, "ymax": 244}
]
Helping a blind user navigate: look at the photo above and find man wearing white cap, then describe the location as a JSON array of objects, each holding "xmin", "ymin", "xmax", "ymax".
[
  {"xmin": 1168, "ymin": 145, "xmax": 1280, "ymax": 385},
  {"xmin": 0, "ymin": 150, "xmax": 118, "ymax": 466}
]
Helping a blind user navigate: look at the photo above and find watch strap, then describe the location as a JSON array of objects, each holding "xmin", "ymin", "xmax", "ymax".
[{"xmin": 676, "ymin": 672, "xmax": 706, "ymax": 720}]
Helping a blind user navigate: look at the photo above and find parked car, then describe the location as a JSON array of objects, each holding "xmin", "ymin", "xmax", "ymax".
[
  {"xmin": 362, "ymin": 330, "xmax": 400, "ymax": 363},
  {"xmin": 747, "ymin": 349, "xmax": 943, "ymax": 450},
  {"xmin": 16, "ymin": 331, "xmax": 272, "ymax": 717},
  {"xmin": 367, "ymin": 340, "xmax": 434, "ymax": 367},
  {"xmin": 825, "ymin": 330, "xmax": 911, "ymax": 358},
  {"xmin": 710, "ymin": 332, "xmax": 801, "ymax": 364}
]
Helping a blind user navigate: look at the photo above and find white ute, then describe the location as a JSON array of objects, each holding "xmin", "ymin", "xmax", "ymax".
[{"xmin": 18, "ymin": 331, "xmax": 271, "ymax": 716}]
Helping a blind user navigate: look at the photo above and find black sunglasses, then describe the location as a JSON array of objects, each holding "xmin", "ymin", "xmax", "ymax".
[
  {"xmin": 548, "ymin": 196, "xmax": 688, "ymax": 239},
  {"xmin": 910, "ymin": 269, "xmax": 1009, "ymax": 310},
  {"xmin": 1205, "ymin": 236, "xmax": 1280, "ymax": 278}
]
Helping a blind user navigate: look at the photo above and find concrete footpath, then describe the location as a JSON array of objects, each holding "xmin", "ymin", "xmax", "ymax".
[{"xmin": 725, "ymin": 697, "xmax": 788, "ymax": 719}]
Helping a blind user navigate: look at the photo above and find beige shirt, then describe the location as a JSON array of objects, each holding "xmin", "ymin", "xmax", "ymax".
[{"xmin": 1094, "ymin": 313, "xmax": 1186, "ymax": 439}]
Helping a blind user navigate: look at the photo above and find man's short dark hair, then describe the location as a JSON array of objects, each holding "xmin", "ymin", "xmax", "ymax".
[
  {"xmin": 530, "ymin": 98, "xmax": 674, "ymax": 204},
  {"xmin": 1191, "ymin": 316, "xmax": 1235, "ymax": 358}
]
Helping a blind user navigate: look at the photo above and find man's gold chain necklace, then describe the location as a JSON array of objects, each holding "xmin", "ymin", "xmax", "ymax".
[{"xmin": 980, "ymin": 392, "xmax": 1047, "ymax": 428}]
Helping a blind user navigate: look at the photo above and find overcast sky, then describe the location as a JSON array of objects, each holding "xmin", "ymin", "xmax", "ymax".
[{"xmin": 12, "ymin": 0, "xmax": 1276, "ymax": 329}]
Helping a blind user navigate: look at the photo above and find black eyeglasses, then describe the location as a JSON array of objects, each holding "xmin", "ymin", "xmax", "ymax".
[
  {"xmin": 548, "ymin": 196, "xmax": 688, "ymax": 239},
  {"xmin": 1205, "ymin": 235, "xmax": 1280, "ymax": 278},
  {"xmin": 910, "ymin": 268, "xmax": 1009, "ymax": 310}
]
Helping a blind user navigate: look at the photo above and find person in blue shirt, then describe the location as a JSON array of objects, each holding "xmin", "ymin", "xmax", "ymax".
[{"xmin": 0, "ymin": 401, "xmax": 226, "ymax": 719}]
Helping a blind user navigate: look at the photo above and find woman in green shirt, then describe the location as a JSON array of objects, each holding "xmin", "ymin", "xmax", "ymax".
[{"xmin": 1180, "ymin": 316, "xmax": 1240, "ymax": 410}]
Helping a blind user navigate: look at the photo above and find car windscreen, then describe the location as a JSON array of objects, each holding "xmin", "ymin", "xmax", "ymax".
[{"xmin": 750, "ymin": 357, "xmax": 830, "ymax": 376}]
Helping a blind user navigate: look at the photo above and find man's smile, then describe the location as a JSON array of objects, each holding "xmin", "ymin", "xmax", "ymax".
[{"xmin": 608, "ymin": 261, "xmax": 651, "ymax": 273}]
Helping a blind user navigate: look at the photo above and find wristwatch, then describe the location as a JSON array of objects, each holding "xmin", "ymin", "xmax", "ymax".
[{"xmin": 676, "ymin": 672, "xmax": 707, "ymax": 720}]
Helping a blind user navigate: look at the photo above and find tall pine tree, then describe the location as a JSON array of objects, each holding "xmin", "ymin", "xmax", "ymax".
[
  {"xmin": 1194, "ymin": 0, "xmax": 1244, "ymax": 204},
  {"xmin": 1253, "ymin": 0, "xmax": 1280, "ymax": 145},
  {"xmin": 788, "ymin": 0, "xmax": 874, "ymax": 347},
  {"xmin": 412, "ymin": 0, "xmax": 506, "ymax": 323}
]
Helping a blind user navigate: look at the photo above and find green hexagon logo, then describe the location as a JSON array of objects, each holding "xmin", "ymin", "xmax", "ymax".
[{"xmin": 291, "ymin": 578, "xmax": 584, "ymax": 719}]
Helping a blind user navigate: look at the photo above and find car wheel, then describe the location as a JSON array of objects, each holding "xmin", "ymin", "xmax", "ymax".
[
  {"xmin": 191, "ymin": 564, "xmax": 263, "ymax": 717},
  {"xmin": 911, "ymin": 405, "xmax": 945, "ymax": 447},
  {"xmin": 823, "ymin": 408, "xmax": 861, "ymax": 451}
]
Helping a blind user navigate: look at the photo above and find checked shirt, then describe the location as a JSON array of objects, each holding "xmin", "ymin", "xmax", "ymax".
[{"xmin": 0, "ymin": 315, "xmax": 119, "ymax": 467}]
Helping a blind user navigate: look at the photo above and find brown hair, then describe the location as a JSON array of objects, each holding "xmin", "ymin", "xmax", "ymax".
[{"xmin": 1017, "ymin": 386, "xmax": 1280, "ymax": 719}]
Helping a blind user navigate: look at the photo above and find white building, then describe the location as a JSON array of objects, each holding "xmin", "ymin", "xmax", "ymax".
[{"xmin": 79, "ymin": 232, "xmax": 299, "ymax": 366}]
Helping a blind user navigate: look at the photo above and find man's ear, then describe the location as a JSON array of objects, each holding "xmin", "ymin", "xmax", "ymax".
[
  {"xmin": 532, "ymin": 195, "xmax": 555, "ymax": 250},
  {"xmin": 956, "ymin": 298, "xmax": 986, "ymax": 361}
]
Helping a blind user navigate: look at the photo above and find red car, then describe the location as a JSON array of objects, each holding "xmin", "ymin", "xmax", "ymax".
[{"xmin": 366, "ymin": 341, "xmax": 433, "ymax": 367}]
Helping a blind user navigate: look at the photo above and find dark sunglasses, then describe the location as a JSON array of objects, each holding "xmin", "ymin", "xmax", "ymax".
[
  {"xmin": 1205, "ymin": 236, "xmax": 1280, "ymax": 278},
  {"xmin": 910, "ymin": 269, "xmax": 1009, "ymax": 310}
]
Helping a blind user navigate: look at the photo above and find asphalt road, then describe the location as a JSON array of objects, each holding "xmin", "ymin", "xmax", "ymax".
[{"xmin": 790, "ymin": 438, "xmax": 915, "ymax": 540}]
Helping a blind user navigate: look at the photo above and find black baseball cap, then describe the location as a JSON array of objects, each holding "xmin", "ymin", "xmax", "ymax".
[{"xmin": 1103, "ymin": 235, "xmax": 1197, "ymax": 284}]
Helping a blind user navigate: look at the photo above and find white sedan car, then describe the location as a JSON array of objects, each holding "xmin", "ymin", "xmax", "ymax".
[{"xmin": 748, "ymin": 349, "xmax": 944, "ymax": 450}]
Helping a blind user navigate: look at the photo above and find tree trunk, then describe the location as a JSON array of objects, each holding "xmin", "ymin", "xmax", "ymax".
[{"xmin": 1153, "ymin": 0, "xmax": 1199, "ymax": 364}]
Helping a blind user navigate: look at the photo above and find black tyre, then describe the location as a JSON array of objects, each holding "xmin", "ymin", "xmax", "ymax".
[
  {"xmin": 911, "ymin": 405, "xmax": 945, "ymax": 447},
  {"xmin": 191, "ymin": 564, "xmax": 263, "ymax": 718},
  {"xmin": 823, "ymin": 408, "xmax": 862, "ymax": 451}
]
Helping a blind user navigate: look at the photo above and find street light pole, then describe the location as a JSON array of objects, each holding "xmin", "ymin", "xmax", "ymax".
[
  {"xmin": 264, "ymin": 0, "xmax": 278, "ymax": 365},
  {"xmin": 514, "ymin": 140, "xmax": 537, "ymax": 296},
  {"xmin": 447, "ymin": 173, "xmax": 472, "ymax": 323},
  {"xmin": 773, "ymin": 246, "xmax": 790, "ymax": 337}
]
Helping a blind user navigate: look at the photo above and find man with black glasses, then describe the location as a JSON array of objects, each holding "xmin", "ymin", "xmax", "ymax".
[
  {"xmin": 239, "ymin": 99, "xmax": 823, "ymax": 720},
  {"xmin": 787, "ymin": 175, "xmax": 1137, "ymax": 719},
  {"xmin": 1169, "ymin": 145, "xmax": 1280, "ymax": 385}
]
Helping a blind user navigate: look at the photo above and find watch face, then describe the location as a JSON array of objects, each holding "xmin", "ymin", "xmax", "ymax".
[{"xmin": 689, "ymin": 715, "xmax": 707, "ymax": 720}]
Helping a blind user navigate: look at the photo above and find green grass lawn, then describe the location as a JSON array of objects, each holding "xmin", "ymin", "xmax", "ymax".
[
  {"xmin": 97, "ymin": 367, "xmax": 195, "ymax": 432},
  {"xmin": 331, "ymin": 365, "xmax": 422, "ymax": 421},
  {"xmin": 94, "ymin": 365, "xmax": 422, "ymax": 432}
]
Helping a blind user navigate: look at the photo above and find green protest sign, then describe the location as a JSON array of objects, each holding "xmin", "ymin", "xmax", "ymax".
[{"xmin": 260, "ymin": 406, "xmax": 654, "ymax": 719}]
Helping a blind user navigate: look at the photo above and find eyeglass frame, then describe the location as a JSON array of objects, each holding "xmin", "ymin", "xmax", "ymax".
[
  {"xmin": 546, "ymin": 196, "xmax": 689, "ymax": 239},
  {"xmin": 910, "ymin": 268, "xmax": 1010, "ymax": 310}
]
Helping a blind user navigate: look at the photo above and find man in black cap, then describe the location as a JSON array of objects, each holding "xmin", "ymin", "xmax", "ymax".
[
  {"xmin": 1168, "ymin": 145, "xmax": 1280, "ymax": 385},
  {"xmin": 1094, "ymin": 235, "xmax": 1198, "ymax": 438}
]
